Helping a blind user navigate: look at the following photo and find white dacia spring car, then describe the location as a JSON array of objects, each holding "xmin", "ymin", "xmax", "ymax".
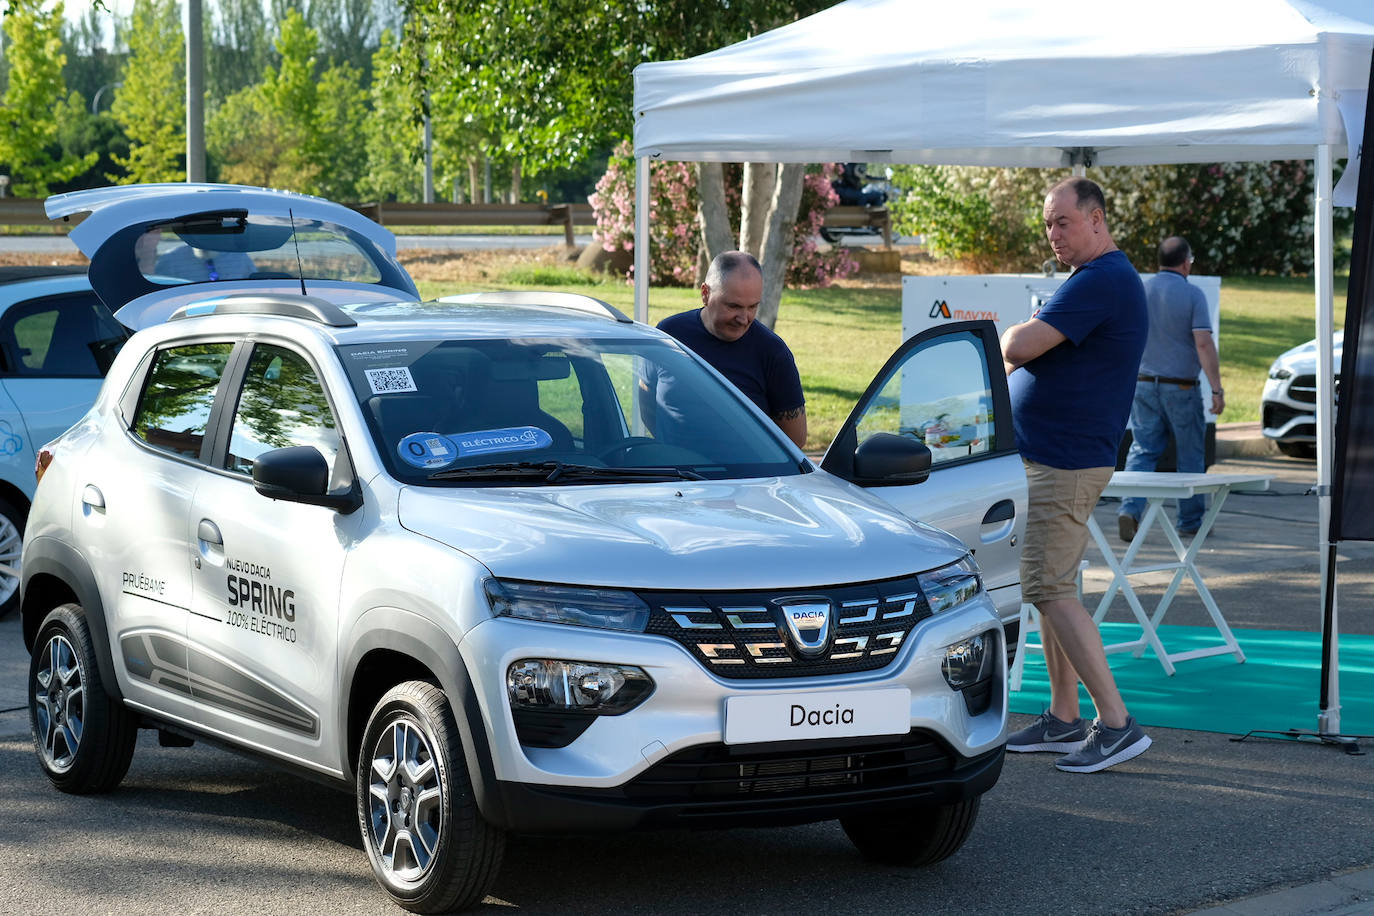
[{"xmin": 22, "ymin": 184, "xmax": 1027, "ymax": 912}]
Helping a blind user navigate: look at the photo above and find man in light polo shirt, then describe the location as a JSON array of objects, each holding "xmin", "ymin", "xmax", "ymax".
[{"xmin": 1117, "ymin": 236, "xmax": 1225, "ymax": 540}]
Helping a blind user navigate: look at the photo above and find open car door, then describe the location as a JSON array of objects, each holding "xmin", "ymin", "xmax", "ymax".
[{"xmin": 823, "ymin": 320, "xmax": 1026, "ymax": 633}]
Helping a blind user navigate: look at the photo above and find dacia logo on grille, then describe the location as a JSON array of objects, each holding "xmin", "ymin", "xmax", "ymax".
[{"xmin": 775, "ymin": 599, "xmax": 833, "ymax": 658}]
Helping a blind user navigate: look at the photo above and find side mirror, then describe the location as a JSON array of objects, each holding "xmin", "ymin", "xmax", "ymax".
[
  {"xmin": 252, "ymin": 446, "xmax": 361, "ymax": 513},
  {"xmin": 853, "ymin": 432, "xmax": 932, "ymax": 486}
]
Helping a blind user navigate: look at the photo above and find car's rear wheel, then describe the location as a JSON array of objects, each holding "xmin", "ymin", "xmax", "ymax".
[
  {"xmin": 0, "ymin": 495, "xmax": 26, "ymax": 618},
  {"xmin": 841, "ymin": 796, "xmax": 981, "ymax": 866},
  {"xmin": 29, "ymin": 603, "xmax": 137, "ymax": 793},
  {"xmin": 1277, "ymin": 441, "xmax": 1316, "ymax": 459},
  {"xmin": 358, "ymin": 680, "xmax": 504, "ymax": 913}
]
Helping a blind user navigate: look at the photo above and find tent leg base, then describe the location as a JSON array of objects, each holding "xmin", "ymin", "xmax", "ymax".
[{"xmin": 1230, "ymin": 729, "xmax": 1366, "ymax": 756}]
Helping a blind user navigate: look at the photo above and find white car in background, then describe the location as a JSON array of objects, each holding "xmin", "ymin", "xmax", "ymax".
[
  {"xmin": 0, "ymin": 266, "xmax": 129, "ymax": 615},
  {"xmin": 1260, "ymin": 332, "xmax": 1343, "ymax": 458}
]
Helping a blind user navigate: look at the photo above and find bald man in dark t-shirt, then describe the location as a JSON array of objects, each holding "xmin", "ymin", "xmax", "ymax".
[{"xmin": 651, "ymin": 251, "xmax": 807, "ymax": 449}]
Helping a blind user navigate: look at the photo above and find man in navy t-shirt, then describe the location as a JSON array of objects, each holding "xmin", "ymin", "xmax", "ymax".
[
  {"xmin": 1000, "ymin": 177, "xmax": 1152, "ymax": 774},
  {"xmin": 651, "ymin": 251, "xmax": 808, "ymax": 449}
]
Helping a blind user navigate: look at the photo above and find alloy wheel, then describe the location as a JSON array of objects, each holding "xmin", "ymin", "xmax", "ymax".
[
  {"xmin": 366, "ymin": 716, "xmax": 444, "ymax": 883},
  {"xmin": 33, "ymin": 632, "xmax": 85, "ymax": 773}
]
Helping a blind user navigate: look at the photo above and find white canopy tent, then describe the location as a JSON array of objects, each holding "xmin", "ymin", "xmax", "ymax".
[{"xmin": 631, "ymin": 0, "xmax": 1374, "ymax": 736}]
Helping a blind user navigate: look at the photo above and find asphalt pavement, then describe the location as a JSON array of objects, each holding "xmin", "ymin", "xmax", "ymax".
[{"xmin": 0, "ymin": 446, "xmax": 1371, "ymax": 915}]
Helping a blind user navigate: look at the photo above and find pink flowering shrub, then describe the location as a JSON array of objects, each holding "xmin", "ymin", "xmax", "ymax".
[
  {"xmin": 787, "ymin": 163, "xmax": 859, "ymax": 288},
  {"xmin": 590, "ymin": 143, "xmax": 855, "ymax": 287},
  {"xmin": 589, "ymin": 141, "xmax": 698, "ymax": 286}
]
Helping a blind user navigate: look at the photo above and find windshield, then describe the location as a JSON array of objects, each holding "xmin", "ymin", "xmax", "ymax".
[{"xmin": 338, "ymin": 337, "xmax": 802, "ymax": 485}]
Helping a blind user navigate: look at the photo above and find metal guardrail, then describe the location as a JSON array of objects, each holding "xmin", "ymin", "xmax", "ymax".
[
  {"xmin": 347, "ymin": 201, "xmax": 595, "ymax": 246},
  {"xmin": 0, "ymin": 197, "xmax": 596, "ymax": 243},
  {"xmin": 4, "ymin": 195, "xmax": 887, "ymax": 249},
  {"xmin": 0, "ymin": 198, "xmax": 54, "ymax": 226}
]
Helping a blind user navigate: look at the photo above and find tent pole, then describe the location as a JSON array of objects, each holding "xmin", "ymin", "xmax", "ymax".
[
  {"xmin": 634, "ymin": 156, "xmax": 650, "ymax": 324},
  {"xmin": 1314, "ymin": 144, "xmax": 1341, "ymax": 738}
]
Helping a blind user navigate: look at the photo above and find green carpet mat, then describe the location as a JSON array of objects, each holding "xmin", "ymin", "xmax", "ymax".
[{"xmin": 1009, "ymin": 623, "xmax": 1374, "ymax": 737}]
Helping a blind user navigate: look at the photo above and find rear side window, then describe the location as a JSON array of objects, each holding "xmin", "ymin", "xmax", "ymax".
[
  {"xmin": 132, "ymin": 343, "xmax": 235, "ymax": 459},
  {"xmin": 224, "ymin": 344, "xmax": 340, "ymax": 477},
  {"xmin": 0, "ymin": 293, "xmax": 128, "ymax": 378}
]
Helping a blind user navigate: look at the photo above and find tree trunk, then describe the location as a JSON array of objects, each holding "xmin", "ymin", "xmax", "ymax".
[
  {"xmin": 756, "ymin": 163, "xmax": 806, "ymax": 331},
  {"xmin": 740, "ymin": 162, "xmax": 777, "ymax": 258},
  {"xmin": 696, "ymin": 162, "xmax": 735, "ymax": 284},
  {"xmin": 510, "ymin": 159, "xmax": 522, "ymax": 203},
  {"xmin": 467, "ymin": 158, "xmax": 481, "ymax": 207}
]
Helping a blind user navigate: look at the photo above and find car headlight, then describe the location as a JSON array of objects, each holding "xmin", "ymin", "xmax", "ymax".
[
  {"xmin": 506, "ymin": 659, "xmax": 653, "ymax": 714},
  {"xmin": 485, "ymin": 579, "xmax": 650, "ymax": 632},
  {"xmin": 917, "ymin": 555, "xmax": 983, "ymax": 615},
  {"xmin": 1269, "ymin": 367, "xmax": 1292, "ymax": 380}
]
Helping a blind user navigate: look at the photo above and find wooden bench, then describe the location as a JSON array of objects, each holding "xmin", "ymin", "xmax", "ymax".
[
  {"xmin": 348, "ymin": 202, "xmax": 595, "ymax": 247},
  {"xmin": 821, "ymin": 205, "xmax": 892, "ymax": 248}
]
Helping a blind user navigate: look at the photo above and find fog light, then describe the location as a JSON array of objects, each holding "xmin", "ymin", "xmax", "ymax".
[
  {"xmin": 942, "ymin": 631, "xmax": 996, "ymax": 689},
  {"xmin": 506, "ymin": 659, "xmax": 653, "ymax": 715}
]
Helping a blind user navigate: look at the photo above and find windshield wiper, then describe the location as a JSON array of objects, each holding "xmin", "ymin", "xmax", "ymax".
[{"xmin": 428, "ymin": 460, "xmax": 704, "ymax": 483}]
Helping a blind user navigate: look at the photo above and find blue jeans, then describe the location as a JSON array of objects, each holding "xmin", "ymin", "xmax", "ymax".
[{"xmin": 1119, "ymin": 381, "xmax": 1207, "ymax": 532}]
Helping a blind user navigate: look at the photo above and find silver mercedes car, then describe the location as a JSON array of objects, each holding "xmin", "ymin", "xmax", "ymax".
[{"xmin": 1260, "ymin": 332, "xmax": 1343, "ymax": 458}]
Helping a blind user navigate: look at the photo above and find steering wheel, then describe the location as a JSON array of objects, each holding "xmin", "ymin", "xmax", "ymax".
[{"xmin": 595, "ymin": 437, "xmax": 659, "ymax": 464}]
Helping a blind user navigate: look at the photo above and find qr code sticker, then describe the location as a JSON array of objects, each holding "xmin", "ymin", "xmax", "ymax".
[{"xmin": 365, "ymin": 366, "xmax": 417, "ymax": 394}]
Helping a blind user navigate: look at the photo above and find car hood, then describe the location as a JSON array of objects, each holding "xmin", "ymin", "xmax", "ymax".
[
  {"xmin": 397, "ymin": 472, "xmax": 967, "ymax": 590},
  {"xmin": 1271, "ymin": 332, "xmax": 1344, "ymax": 375},
  {"xmin": 45, "ymin": 183, "xmax": 417, "ymax": 329}
]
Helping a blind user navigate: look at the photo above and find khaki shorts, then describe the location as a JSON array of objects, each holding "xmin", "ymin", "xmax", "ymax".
[{"xmin": 1019, "ymin": 459, "xmax": 1114, "ymax": 604}]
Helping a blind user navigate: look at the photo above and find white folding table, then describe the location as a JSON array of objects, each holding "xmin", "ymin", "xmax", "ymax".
[{"xmin": 1086, "ymin": 470, "xmax": 1273, "ymax": 676}]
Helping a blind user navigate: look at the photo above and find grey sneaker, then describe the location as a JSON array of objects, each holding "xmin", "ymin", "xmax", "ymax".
[
  {"xmin": 1006, "ymin": 711, "xmax": 1090, "ymax": 753},
  {"xmin": 1117, "ymin": 513, "xmax": 1138, "ymax": 543},
  {"xmin": 1055, "ymin": 716, "xmax": 1152, "ymax": 773}
]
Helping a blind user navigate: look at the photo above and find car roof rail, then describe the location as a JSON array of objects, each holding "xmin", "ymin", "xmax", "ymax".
[
  {"xmin": 168, "ymin": 293, "xmax": 358, "ymax": 327},
  {"xmin": 439, "ymin": 291, "xmax": 633, "ymax": 324}
]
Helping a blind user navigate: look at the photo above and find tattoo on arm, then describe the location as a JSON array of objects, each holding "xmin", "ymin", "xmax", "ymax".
[{"xmin": 774, "ymin": 406, "xmax": 806, "ymax": 421}]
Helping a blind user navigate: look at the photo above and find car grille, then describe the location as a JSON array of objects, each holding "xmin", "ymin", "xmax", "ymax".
[
  {"xmin": 1289, "ymin": 374, "xmax": 1317, "ymax": 404},
  {"xmin": 639, "ymin": 575, "xmax": 930, "ymax": 679},
  {"xmin": 1286, "ymin": 373, "xmax": 1341, "ymax": 406},
  {"xmin": 623, "ymin": 730, "xmax": 956, "ymax": 804}
]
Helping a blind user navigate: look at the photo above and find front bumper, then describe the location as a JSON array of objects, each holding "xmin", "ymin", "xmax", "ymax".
[
  {"xmin": 457, "ymin": 595, "xmax": 1007, "ymax": 829},
  {"xmin": 485, "ymin": 730, "xmax": 1005, "ymax": 832}
]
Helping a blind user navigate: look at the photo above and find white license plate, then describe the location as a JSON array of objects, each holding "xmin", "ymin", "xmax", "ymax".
[{"xmin": 723, "ymin": 687, "xmax": 910, "ymax": 745}]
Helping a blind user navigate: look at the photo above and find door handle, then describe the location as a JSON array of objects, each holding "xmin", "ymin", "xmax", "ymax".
[
  {"xmin": 81, "ymin": 485, "xmax": 105, "ymax": 509},
  {"xmin": 981, "ymin": 499, "xmax": 1015, "ymax": 525},
  {"xmin": 197, "ymin": 519, "xmax": 223, "ymax": 546}
]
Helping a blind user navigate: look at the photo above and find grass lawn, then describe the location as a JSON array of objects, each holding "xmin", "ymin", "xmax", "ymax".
[{"xmin": 408, "ymin": 247, "xmax": 1345, "ymax": 452}]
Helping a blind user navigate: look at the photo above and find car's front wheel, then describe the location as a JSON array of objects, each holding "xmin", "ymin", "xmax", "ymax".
[
  {"xmin": 28, "ymin": 603, "xmax": 137, "ymax": 793},
  {"xmin": 1277, "ymin": 441, "xmax": 1316, "ymax": 459},
  {"xmin": 841, "ymin": 796, "xmax": 981, "ymax": 866},
  {"xmin": 0, "ymin": 494, "xmax": 27, "ymax": 618},
  {"xmin": 357, "ymin": 680, "xmax": 504, "ymax": 913}
]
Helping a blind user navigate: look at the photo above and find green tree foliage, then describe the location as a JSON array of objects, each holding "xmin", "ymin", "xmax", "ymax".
[
  {"xmin": 394, "ymin": 1, "xmax": 830, "ymax": 184},
  {"xmin": 888, "ymin": 165, "xmax": 1052, "ymax": 272},
  {"xmin": 889, "ymin": 162, "xmax": 1350, "ymax": 275},
  {"xmin": 208, "ymin": 0, "xmax": 275, "ymax": 101},
  {"xmin": 360, "ymin": 30, "xmax": 423, "ymax": 201},
  {"xmin": 209, "ymin": 9, "xmax": 367, "ymax": 199},
  {"xmin": 0, "ymin": 1, "xmax": 97, "ymax": 195},
  {"xmin": 110, "ymin": 0, "xmax": 185, "ymax": 184},
  {"xmin": 60, "ymin": 3, "xmax": 122, "ymax": 107}
]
